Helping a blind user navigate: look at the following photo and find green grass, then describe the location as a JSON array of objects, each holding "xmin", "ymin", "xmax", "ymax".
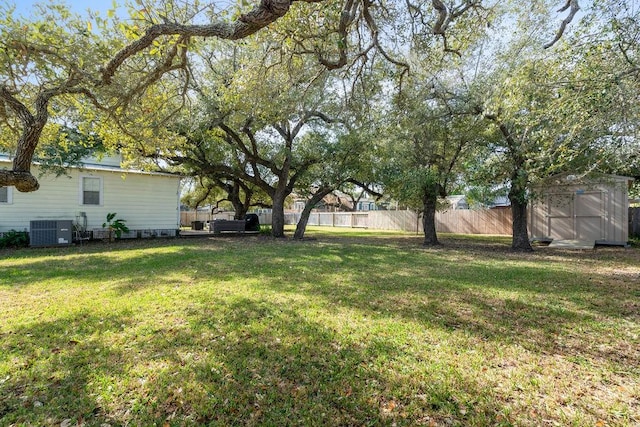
[{"xmin": 1, "ymin": 228, "xmax": 638, "ymax": 426}]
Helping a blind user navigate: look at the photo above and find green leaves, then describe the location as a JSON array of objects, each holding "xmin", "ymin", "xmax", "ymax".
[{"xmin": 102, "ymin": 212, "xmax": 129, "ymax": 239}]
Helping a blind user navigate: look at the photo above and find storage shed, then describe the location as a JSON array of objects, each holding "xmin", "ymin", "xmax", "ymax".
[{"xmin": 529, "ymin": 174, "xmax": 633, "ymax": 246}]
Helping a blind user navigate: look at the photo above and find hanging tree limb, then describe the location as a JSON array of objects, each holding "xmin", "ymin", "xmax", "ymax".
[
  {"xmin": 544, "ymin": 0, "xmax": 580, "ymax": 49},
  {"xmin": 102, "ymin": 0, "xmax": 326, "ymax": 84}
]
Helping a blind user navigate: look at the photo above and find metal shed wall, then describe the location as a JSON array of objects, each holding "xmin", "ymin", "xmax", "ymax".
[{"xmin": 529, "ymin": 175, "xmax": 632, "ymax": 245}]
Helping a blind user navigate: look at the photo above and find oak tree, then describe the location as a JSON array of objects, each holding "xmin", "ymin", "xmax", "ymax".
[{"xmin": 1, "ymin": 0, "xmax": 578, "ymax": 193}]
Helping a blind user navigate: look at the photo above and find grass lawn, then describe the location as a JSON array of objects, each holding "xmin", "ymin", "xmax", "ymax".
[{"xmin": 1, "ymin": 228, "xmax": 638, "ymax": 426}]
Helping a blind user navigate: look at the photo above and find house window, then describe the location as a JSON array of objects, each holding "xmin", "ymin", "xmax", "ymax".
[
  {"xmin": 81, "ymin": 177, "xmax": 102, "ymax": 205},
  {"xmin": 0, "ymin": 186, "xmax": 10, "ymax": 204}
]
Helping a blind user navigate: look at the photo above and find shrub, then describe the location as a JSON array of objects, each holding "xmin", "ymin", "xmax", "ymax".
[
  {"xmin": 259, "ymin": 225, "xmax": 272, "ymax": 236},
  {"xmin": 0, "ymin": 230, "xmax": 29, "ymax": 249},
  {"xmin": 102, "ymin": 213, "xmax": 129, "ymax": 240}
]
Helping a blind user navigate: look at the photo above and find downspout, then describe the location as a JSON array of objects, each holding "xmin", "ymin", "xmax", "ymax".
[{"xmin": 176, "ymin": 177, "xmax": 182, "ymax": 234}]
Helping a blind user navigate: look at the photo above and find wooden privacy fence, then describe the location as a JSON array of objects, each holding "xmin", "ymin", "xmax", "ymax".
[
  {"xmin": 180, "ymin": 211, "xmax": 212, "ymax": 226},
  {"xmin": 286, "ymin": 212, "xmax": 370, "ymax": 228},
  {"xmin": 181, "ymin": 209, "xmax": 512, "ymax": 235},
  {"xmin": 284, "ymin": 208, "xmax": 513, "ymax": 235},
  {"xmin": 183, "ymin": 207, "xmax": 640, "ymax": 238},
  {"xmin": 435, "ymin": 208, "xmax": 512, "ymax": 235}
]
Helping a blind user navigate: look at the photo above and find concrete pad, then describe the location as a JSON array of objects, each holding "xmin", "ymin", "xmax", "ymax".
[{"xmin": 548, "ymin": 239, "xmax": 595, "ymax": 249}]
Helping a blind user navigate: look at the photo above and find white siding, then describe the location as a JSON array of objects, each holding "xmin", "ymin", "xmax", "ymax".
[{"xmin": 0, "ymin": 162, "xmax": 180, "ymax": 233}]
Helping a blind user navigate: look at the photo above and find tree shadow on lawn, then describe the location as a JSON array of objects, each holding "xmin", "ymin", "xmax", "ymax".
[
  {"xmin": 0, "ymin": 243, "xmax": 237, "ymax": 291},
  {"xmin": 0, "ymin": 312, "xmax": 131, "ymax": 426},
  {"xmin": 3, "ymin": 237, "xmax": 637, "ymax": 371},
  {"xmin": 1, "ymin": 299, "xmax": 509, "ymax": 426},
  {"xmin": 250, "ymin": 243, "xmax": 639, "ymax": 372}
]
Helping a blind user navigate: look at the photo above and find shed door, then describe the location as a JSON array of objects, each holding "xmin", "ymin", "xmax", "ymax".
[
  {"xmin": 575, "ymin": 191, "xmax": 604, "ymax": 241},
  {"xmin": 546, "ymin": 193, "xmax": 574, "ymax": 240},
  {"xmin": 545, "ymin": 191, "xmax": 605, "ymax": 241}
]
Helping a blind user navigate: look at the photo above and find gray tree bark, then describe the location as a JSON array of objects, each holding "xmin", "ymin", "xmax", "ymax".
[
  {"xmin": 422, "ymin": 192, "xmax": 440, "ymax": 246},
  {"xmin": 294, "ymin": 187, "xmax": 333, "ymax": 239}
]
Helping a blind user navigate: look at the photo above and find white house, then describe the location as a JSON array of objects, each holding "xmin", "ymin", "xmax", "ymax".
[{"xmin": 0, "ymin": 153, "xmax": 181, "ymax": 239}]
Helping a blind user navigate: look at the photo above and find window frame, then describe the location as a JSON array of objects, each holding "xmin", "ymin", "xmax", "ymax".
[
  {"xmin": 0, "ymin": 186, "xmax": 12, "ymax": 204},
  {"xmin": 79, "ymin": 175, "xmax": 103, "ymax": 206}
]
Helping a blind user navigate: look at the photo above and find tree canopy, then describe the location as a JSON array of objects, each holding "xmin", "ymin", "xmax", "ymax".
[{"xmin": 0, "ymin": 0, "xmax": 582, "ymax": 192}]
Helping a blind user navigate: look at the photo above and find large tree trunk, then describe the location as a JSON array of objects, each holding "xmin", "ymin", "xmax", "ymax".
[
  {"xmin": 231, "ymin": 201, "xmax": 248, "ymax": 220},
  {"xmin": 422, "ymin": 193, "xmax": 440, "ymax": 246},
  {"xmin": 271, "ymin": 189, "xmax": 287, "ymax": 238},
  {"xmin": 509, "ymin": 186, "xmax": 533, "ymax": 252},
  {"xmin": 0, "ymin": 88, "xmax": 48, "ymax": 192},
  {"xmin": 228, "ymin": 182, "xmax": 249, "ymax": 220},
  {"xmin": 487, "ymin": 117, "xmax": 533, "ymax": 252},
  {"xmin": 294, "ymin": 187, "xmax": 333, "ymax": 240}
]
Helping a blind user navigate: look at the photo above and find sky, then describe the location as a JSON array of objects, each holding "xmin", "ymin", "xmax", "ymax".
[
  {"xmin": 11, "ymin": 0, "xmax": 118, "ymax": 17},
  {"xmin": 10, "ymin": 0, "xmax": 237, "ymax": 18}
]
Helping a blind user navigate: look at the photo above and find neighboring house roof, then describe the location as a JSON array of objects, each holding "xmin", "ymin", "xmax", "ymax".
[
  {"xmin": 488, "ymin": 195, "xmax": 510, "ymax": 208},
  {"xmin": 446, "ymin": 195, "xmax": 469, "ymax": 209},
  {"xmin": 0, "ymin": 153, "xmax": 180, "ymax": 178}
]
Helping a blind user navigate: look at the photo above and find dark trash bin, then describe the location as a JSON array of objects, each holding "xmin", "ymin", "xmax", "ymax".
[
  {"xmin": 245, "ymin": 214, "xmax": 260, "ymax": 232},
  {"xmin": 191, "ymin": 221, "xmax": 204, "ymax": 231}
]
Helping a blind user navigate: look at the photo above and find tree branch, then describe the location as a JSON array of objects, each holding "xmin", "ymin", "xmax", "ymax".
[
  {"xmin": 544, "ymin": 0, "xmax": 580, "ymax": 49},
  {"xmin": 346, "ymin": 178, "xmax": 384, "ymax": 199},
  {"xmin": 361, "ymin": 0, "xmax": 410, "ymax": 71},
  {"xmin": 0, "ymin": 170, "xmax": 40, "ymax": 192},
  {"xmin": 102, "ymin": 0, "xmax": 325, "ymax": 84}
]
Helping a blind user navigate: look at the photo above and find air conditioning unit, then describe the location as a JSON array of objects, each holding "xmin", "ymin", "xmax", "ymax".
[{"xmin": 30, "ymin": 220, "xmax": 73, "ymax": 247}]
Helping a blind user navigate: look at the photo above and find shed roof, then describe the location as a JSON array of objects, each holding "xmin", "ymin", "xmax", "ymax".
[{"xmin": 540, "ymin": 173, "xmax": 634, "ymax": 187}]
